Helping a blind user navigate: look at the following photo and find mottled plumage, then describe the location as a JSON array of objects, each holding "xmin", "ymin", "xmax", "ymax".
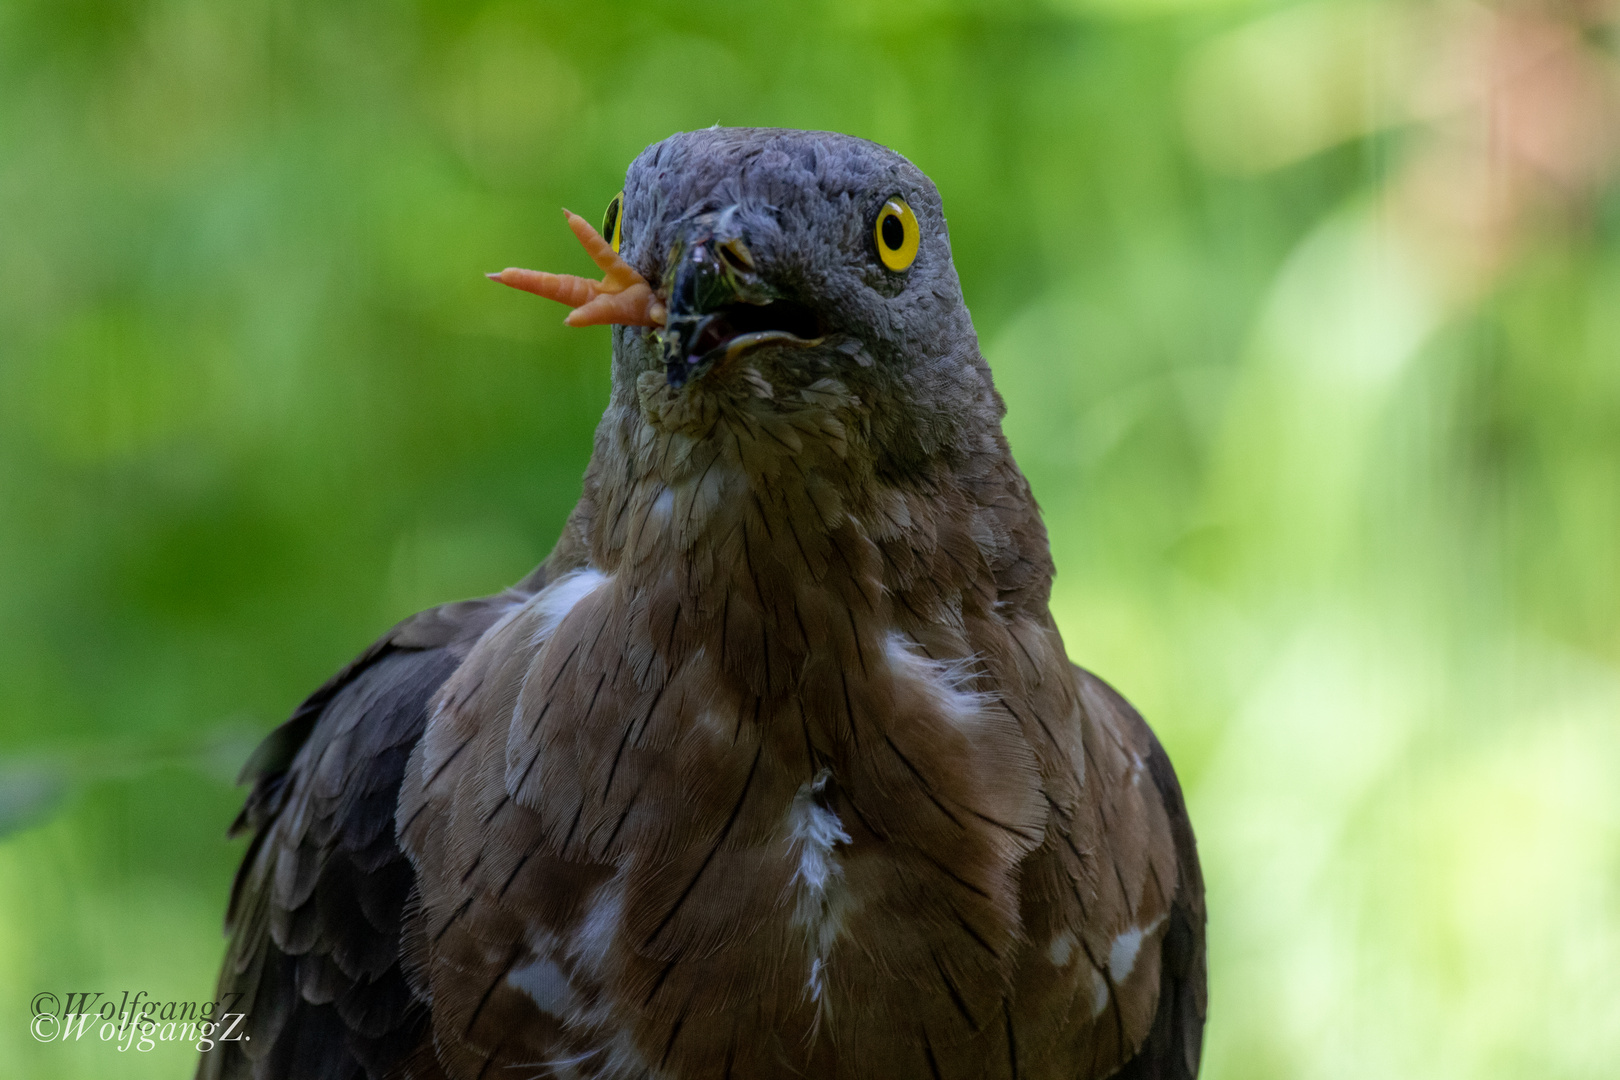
[{"xmin": 201, "ymin": 127, "xmax": 1205, "ymax": 1080}]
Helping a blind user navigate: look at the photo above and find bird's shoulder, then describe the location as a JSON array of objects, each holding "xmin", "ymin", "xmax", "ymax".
[
  {"xmin": 199, "ymin": 565, "xmax": 550, "ymax": 1080},
  {"xmin": 1057, "ymin": 666, "xmax": 1207, "ymax": 1080}
]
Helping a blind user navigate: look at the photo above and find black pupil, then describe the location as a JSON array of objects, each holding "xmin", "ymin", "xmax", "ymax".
[
  {"xmin": 881, "ymin": 212, "xmax": 905, "ymax": 251},
  {"xmin": 603, "ymin": 198, "xmax": 620, "ymax": 240}
]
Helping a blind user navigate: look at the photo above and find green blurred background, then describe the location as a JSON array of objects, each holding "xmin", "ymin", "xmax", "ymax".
[{"xmin": 2, "ymin": 0, "xmax": 1617, "ymax": 1076}]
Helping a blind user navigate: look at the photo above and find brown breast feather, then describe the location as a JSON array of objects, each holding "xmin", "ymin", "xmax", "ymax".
[{"xmin": 394, "ymin": 366, "xmax": 1202, "ymax": 1080}]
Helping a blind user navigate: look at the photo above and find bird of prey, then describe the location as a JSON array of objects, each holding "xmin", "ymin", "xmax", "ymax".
[{"xmin": 200, "ymin": 127, "xmax": 1205, "ymax": 1080}]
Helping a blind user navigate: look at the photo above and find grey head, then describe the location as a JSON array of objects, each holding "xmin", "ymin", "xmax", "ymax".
[{"xmin": 606, "ymin": 128, "xmax": 1002, "ymax": 470}]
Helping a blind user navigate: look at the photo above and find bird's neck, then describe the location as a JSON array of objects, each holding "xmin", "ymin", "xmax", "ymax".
[{"xmin": 563, "ymin": 368, "xmax": 1055, "ymax": 698}]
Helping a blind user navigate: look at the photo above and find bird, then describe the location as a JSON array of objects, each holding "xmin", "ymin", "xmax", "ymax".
[{"xmin": 199, "ymin": 126, "xmax": 1206, "ymax": 1080}]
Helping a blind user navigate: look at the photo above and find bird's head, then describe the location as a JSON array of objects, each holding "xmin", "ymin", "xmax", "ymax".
[
  {"xmin": 618, "ymin": 127, "xmax": 964, "ymax": 387},
  {"xmin": 497, "ymin": 128, "xmax": 1003, "ymax": 473}
]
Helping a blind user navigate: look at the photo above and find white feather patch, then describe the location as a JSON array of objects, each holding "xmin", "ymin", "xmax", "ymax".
[
  {"xmin": 650, "ymin": 486, "xmax": 674, "ymax": 521},
  {"xmin": 883, "ymin": 631, "xmax": 991, "ymax": 729},
  {"xmin": 787, "ymin": 770, "xmax": 852, "ymax": 1001},
  {"xmin": 1090, "ymin": 967, "xmax": 1111, "ymax": 1020},
  {"xmin": 1108, "ymin": 915, "xmax": 1167, "ymax": 984},
  {"xmin": 1048, "ymin": 930, "xmax": 1077, "ymax": 968},
  {"xmin": 507, "ymin": 956, "xmax": 578, "ymax": 1017},
  {"xmin": 569, "ymin": 880, "xmax": 625, "ymax": 977},
  {"xmin": 528, "ymin": 568, "xmax": 611, "ymax": 646}
]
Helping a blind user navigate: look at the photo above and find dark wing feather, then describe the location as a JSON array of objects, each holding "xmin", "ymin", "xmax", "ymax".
[
  {"xmin": 198, "ymin": 575, "xmax": 545, "ymax": 1080},
  {"xmin": 1095, "ymin": 674, "xmax": 1208, "ymax": 1080}
]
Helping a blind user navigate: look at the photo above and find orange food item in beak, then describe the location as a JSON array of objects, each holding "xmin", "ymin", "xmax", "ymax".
[{"xmin": 487, "ymin": 210, "xmax": 667, "ymax": 328}]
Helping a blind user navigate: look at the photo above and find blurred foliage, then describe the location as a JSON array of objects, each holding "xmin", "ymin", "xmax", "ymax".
[{"xmin": 1, "ymin": 0, "xmax": 1618, "ymax": 1077}]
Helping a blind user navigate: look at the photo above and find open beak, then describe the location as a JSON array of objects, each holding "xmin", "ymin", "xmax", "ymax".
[{"xmin": 658, "ymin": 212, "xmax": 824, "ymax": 388}]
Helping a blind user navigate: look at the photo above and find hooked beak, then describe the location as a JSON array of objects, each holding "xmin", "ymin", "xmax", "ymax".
[{"xmin": 659, "ymin": 213, "xmax": 823, "ymax": 388}]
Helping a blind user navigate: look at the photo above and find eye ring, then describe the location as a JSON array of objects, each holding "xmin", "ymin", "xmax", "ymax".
[
  {"xmin": 873, "ymin": 197, "xmax": 919, "ymax": 272},
  {"xmin": 603, "ymin": 191, "xmax": 625, "ymax": 253}
]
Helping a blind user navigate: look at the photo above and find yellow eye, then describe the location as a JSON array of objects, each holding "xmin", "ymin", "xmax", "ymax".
[
  {"xmin": 603, "ymin": 191, "xmax": 625, "ymax": 253},
  {"xmin": 873, "ymin": 197, "xmax": 919, "ymax": 272}
]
